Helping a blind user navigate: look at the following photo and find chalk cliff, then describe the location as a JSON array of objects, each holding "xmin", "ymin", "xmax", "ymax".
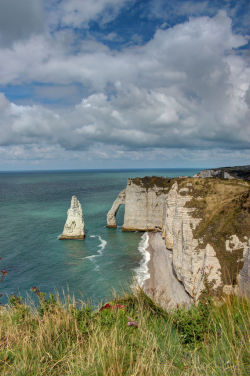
[
  {"xmin": 107, "ymin": 177, "xmax": 250, "ymax": 304},
  {"xmin": 59, "ymin": 195, "xmax": 85, "ymax": 240},
  {"xmin": 194, "ymin": 165, "xmax": 250, "ymax": 180},
  {"xmin": 107, "ymin": 189, "xmax": 126, "ymax": 228},
  {"xmin": 107, "ymin": 177, "xmax": 173, "ymax": 230}
]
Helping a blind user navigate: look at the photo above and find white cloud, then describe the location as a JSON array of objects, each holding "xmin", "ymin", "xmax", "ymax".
[
  {"xmin": 0, "ymin": 11, "xmax": 249, "ymax": 166},
  {"xmin": 0, "ymin": 0, "xmax": 44, "ymax": 46}
]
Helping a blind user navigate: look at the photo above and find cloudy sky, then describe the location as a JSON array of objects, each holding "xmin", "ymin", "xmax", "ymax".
[{"xmin": 0, "ymin": 0, "xmax": 249, "ymax": 170}]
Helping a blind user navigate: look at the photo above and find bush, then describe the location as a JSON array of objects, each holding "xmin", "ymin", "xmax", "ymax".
[{"xmin": 172, "ymin": 298, "xmax": 212, "ymax": 345}]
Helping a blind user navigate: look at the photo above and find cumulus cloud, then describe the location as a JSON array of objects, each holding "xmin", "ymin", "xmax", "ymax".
[
  {"xmin": 0, "ymin": 0, "xmax": 44, "ymax": 46},
  {"xmin": 0, "ymin": 11, "xmax": 249, "ymax": 167}
]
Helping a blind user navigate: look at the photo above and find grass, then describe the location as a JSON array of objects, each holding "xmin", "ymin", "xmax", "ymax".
[{"xmin": 0, "ymin": 289, "xmax": 249, "ymax": 375}]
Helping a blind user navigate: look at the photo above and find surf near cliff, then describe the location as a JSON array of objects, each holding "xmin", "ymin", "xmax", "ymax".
[{"xmin": 134, "ymin": 232, "xmax": 150, "ymax": 287}]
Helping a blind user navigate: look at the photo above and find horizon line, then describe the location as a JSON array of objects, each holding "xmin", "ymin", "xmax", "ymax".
[{"xmin": 0, "ymin": 167, "xmax": 205, "ymax": 173}]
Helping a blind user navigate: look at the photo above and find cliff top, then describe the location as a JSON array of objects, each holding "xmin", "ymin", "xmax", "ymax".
[
  {"xmin": 197, "ymin": 165, "xmax": 250, "ymax": 180},
  {"xmin": 129, "ymin": 176, "xmax": 250, "ymax": 287},
  {"xmin": 130, "ymin": 176, "xmax": 185, "ymax": 190},
  {"xmin": 184, "ymin": 178, "xmax": 250, "ymax": 287},
  {"xmin": 130, "ymin": 175, "xmax": 249, "ymax": 240}
]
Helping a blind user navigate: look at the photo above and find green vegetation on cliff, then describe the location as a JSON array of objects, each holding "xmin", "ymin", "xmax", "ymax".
[
  {"xmin": 0, "ymin": 290, "xmax": 249, "ymax": 375},
  {"xmin": 131, "ymin": 175, "xmax": 250, "ymax": 290},
  {"xmin": 131, "ymin": 176, "xmax": 175, "ymax": 190},
  {"xmin": 198, "ymin": 165, "xmax": 250, "ymax": 180},
  {"xmin": 184, "ymin": 178, "xmax": 250, "ymax": 288}
]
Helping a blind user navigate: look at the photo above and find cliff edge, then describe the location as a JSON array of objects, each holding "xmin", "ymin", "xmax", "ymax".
[
  {"xmin": 107, "ymin": 177, "xmax": 250, "ymax": 307},
  {"xmin": 194, "ymin": 165, "xmax": 250, "ymax": 180}
]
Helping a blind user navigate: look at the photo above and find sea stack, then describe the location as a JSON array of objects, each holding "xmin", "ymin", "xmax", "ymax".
[{"xmin": 59, "ymin": 195, "xmax": 85, "ymax": 239}]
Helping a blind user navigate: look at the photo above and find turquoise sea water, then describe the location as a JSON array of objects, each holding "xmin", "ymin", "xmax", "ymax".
[{"xmin": 0, "ymin": 169, "xmax": 199, "ymax": 305}]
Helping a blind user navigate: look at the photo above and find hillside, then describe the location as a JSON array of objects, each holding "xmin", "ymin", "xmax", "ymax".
[
  {"xmin": 194, "ymin": 165, "xmax": 250, "ymax": 180},
  {"xmin": 0, "ymin": 290, "xmax": 249, "ymax": 375}
]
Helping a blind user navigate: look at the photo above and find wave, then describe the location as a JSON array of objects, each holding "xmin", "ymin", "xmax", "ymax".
[
  {"xmin": 90, "ymin": 235, "xmax": 107, "ymax": 255},
  {"xmin": 97, "ymin": 236, "xmax": 107, "ymax": 255},
  {"xmin": 82, "ymin": 235, "xmax": 107, "ymax": 262},
  {"xmin": 135, "ymin": 232, "xmax": 150, "ymax": 287},
  {"xmin": 83, "ymin": 255, "xmax": 98, "ymax": 261}
]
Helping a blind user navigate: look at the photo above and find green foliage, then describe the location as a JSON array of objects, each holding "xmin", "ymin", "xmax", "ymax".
[
  {"xmin": 172, "ymin": 298, "xmax": 212, "ymax": 345},
  {"xmin": 185, "ymin": 178, "xmax": 250, "ymax": 288},
  {"xmin": 132, "ymin": 176, "xmax": 174, "ymax": 190},
  {"xmin": 8, "ymin": 294, "xmax": 23, "ymax": 307},
  {"xmin": 31, "ymin": 287, "xmax": 60, "ymax": 316}
]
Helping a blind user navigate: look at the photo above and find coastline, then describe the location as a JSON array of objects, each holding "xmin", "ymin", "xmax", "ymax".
[{"xmin": 142, "ymin": 232, "xmax": 192, "ymax": 310}]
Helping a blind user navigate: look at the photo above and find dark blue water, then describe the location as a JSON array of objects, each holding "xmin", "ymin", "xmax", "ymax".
[{"xmin": 0, "ymin": 169, "xmax": 199, "ymax": 305}]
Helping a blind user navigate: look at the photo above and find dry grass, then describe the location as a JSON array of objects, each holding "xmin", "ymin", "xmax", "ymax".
[{"xmin": 0, "ymin": 290, "xmax": 249, "ymax": 375}]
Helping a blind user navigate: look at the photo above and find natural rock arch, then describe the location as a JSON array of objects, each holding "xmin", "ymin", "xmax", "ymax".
[{"xmin": 106, "ymin": 189, "xmax": 126, "ymax": 228}]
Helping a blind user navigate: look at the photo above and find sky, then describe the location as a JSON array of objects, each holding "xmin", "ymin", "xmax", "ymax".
[{"xmin": 0, "ymin": 0, "xmax": 249, "ymax": 170}]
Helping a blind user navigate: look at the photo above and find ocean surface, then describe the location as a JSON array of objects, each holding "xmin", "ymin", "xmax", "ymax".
[{"xmin": 0, "ymin": 169, "xmax": 200, "ymax": 306}]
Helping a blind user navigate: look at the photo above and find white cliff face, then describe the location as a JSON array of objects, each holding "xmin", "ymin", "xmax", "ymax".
[
  {"xmin": 224, "ymin": 235, "xmax": 249, "ymax": 296},
  {"xmin": 107, "ymin": 177, "xmax": 249, "ymax": 300},
  {"xmin": 225, "ymin": 235, "xmax": 248, "ymax": 252},
  {"xmin": 194, "ymin": 169, "xmax": 234, "ymax": 179},
  {"xmin": 238, "ymin": 242, "xmax": 250, "ymax": 297},
  {"xmin": 143, "ymin": 232, "xmax": 192, "ymax": 311},
  {"xmin": 107, "ymin": 179, "xmax": 168, "ymax": 231},
  {"xmin": 123, "ymin": 179, "xmax": 167, "ymax": 231},
  {"xmin": 59, "ymin": 195, "xmax": 85, "ymax": 239},
  {"xmin": 162, "ymin": 182, "xmax": 222, "ymax": 300}
]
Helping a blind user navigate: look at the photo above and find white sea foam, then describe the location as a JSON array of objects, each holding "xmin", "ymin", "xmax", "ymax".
[
  {"xmin": 83, "ymin": 235, "xmax": 107, "ymax": 262},
  {"xmin": 89, "ymin": 235, "xmax": 107, "ymax": 255},
  {"xmin": 83, "ymin": 255, "xmax": 97, "ymax": 261},
  {"xmin": 135, "ymin": 232, "xmax": 150, "ymax": 287},
  {"xmin": 97, "ymin": 236, "xmax": 107, "ymax": 255}
]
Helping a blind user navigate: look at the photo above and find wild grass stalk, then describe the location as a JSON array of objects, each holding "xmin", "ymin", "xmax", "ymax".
[{"xmin": 0, "ymin": 290, "xmax": 249, "ymax": 375}]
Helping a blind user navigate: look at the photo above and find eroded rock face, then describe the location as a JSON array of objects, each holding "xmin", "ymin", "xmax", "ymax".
[
  {"xmin": 107, "ymin": 178, "xmax": 169, "ymax": 231},
  {"xmin": 123, "ymin": 179, "xmax": 168, "ymax": 231},
  {"xmin": 143, "ymin": 232, "xmax": 192, "ymax": 311},
  {"xmin": 239, "ymin": 243, "xmax": 250, "ymax": 297},
  {"xmin": 107, "ymin": 189, "xmax": 126, "ymax": 228},
  {"xmin": 194, "ymin": 169, "xmax": 234, "ymax": 179},
  {"xmin": 59, "ymin": 196, "xmax": 85, "ymax": 239},
  {"xmin": 107, "ymin": 176, "xmax": 250, "ymax": 300},
  {"xmin": 194, "ymin": 165, "xmax": 250, "ymax": 180},
  {"xmin": 162, "ymin": 182, "xmax": 222, "ymax": 300}
]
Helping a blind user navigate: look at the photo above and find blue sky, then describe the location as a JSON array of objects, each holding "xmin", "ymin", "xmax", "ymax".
[{"xmin": 0, "ymin": 0, "xmax": 249, "ymax": 170}]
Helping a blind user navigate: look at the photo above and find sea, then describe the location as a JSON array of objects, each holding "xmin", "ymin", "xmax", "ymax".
[{"xmin": 0, "ymin": 168, "xmax": 200, "ymax": 306}]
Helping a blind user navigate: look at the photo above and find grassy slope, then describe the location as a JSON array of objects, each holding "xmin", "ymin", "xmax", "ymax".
[{"xmin": 0, "ymin": 291, "xmax": 249, "ymax": 376}]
